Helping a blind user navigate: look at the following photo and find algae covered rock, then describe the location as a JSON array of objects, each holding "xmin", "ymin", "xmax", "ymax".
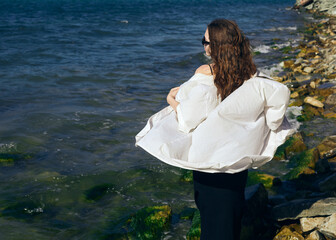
[
  {"xmin": 128, "ymin": 205, "xmax": 172, "ymax": 240},
  {"xmin": 273, "ymin": 133, "xmax": 307, "ymax": 161},
  {"xmin": 180, "ymin": 169, "xmax": 193, "ymax": 182},
  {"xmin": 247, "ymin": 171, "xmax": 274, "ymax": 188},
  {"xmin": 283, "ymin": 148, "xmax": 319, "ymax": 180},
  {"xmin": 186, "ymin": 209, "xmax": 201, "ymax": 240}
]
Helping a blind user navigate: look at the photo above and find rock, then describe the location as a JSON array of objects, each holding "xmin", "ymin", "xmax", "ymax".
[
  {"xmin": 273, "ymin": 132, "xmax": 307, "ymax": 161},
  {"xmin": 179, "ymin": 207, "xmax": 196, "ymax": 220},
  {"xmin": 295, "ymin": 58, "xmax": 303, "ymax": 65},
  {"xmin": 291, "ymin": 91, "xmax": 300, "ymax": 98},
  {"xmin": 240, "ymin": 184, "xmax": 269, "ymax": 240},
  {"xmin": 271, "ymin": 197, "xmax": 336, "ymax": 221},
  {"xmin": 310, "ymin": 81, "xmax": 316, "ymax": 89},
  {"xmin": 318, "ymin": 213, "xmax": 336, "ymax": 239},
  {"xmin": 269, "ymin": 195, "xmax": 287, "ymax": 206},
  {"xmin": 284, "ymin": 148, "xmax": 318, "ymax": 180},
  {"xmin": 247, "ymin": 172, "xmax": 274, "ymax": 188},
  {"xmin": 304, "ymin": 96, "xmax": 324, "ymax": 108},
  {"xmin": 186, "ymin": 209, "xmax": 200, "ymax": 239},
  {"xmin": 300, "ymin": 217, "xmax": 325, "ymax": 232},
  {"xmin": 129, "ymin": 205, "xmax": 172, "ymax": 239},
  {"xmin": 322, "ymin": 110, "xmax": 336, "ymax": 119},
  {"xmin": 180, "ymin": 169, "xmax": 193, "ymax": 182},
  {"xmin": 83, "ymin": 183, "xmax": 115, "ymax": 202},
  {"xmin": 328, "ymin": 156, "xmax": 336, "ymax": 171},
  {"xmin": 316, "ymin": 135, "xmax": 336, "ymax": 159},
  {"xmin": 273, "ymin": 226, "xmax": 304, "ymax": 240},
  {"xmin": 325, "ymin": 93, "xmax": 336, "ymax": 105},
  {"xmin": 284, "ymin": 60, "xmax": 295, "ymax": 69},
  {"xmin": 315, "ymin": 158, "xmax": 331, "ymax": 174},
  {"xmin": 306, "ymin": 230, "xmax": 324, "ymax": 240},
  {"xmin": 318, "ymin": 172, "xmax": 336, "ymax": 192},
  {"xmin": 304, "ymin": 67, "xmax": 314, "ymax": 73}
]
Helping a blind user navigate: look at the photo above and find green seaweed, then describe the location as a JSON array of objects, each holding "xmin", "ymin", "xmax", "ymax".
[
  {"xmin": 280, "ymin": 46, "xmax": 292, "ymax": 54},
  {"xmin": 186, "ymin": 210, "xmax": 201, "ymax": 240},
  {"xmin": 180, "ymin": 169, "xmax": 193, "ymax": 182},
  {"xmin": 129, "ymin": 205, "xmax": 172, "ymax": 240},
  {"xmin": 283, "ymin": 148, "xmax": 318, "ymax": 180},
  {"xmin": 246, "ymin": 171, "xmax": 274, "ymax": 189}
]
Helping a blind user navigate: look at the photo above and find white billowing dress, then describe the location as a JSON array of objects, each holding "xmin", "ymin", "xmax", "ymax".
[{"xmin": 135, "ymin": 71, "xmax": 295, "ymax": 173}]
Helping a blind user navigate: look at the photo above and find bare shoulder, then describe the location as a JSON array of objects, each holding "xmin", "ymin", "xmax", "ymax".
[{"xmin": 195, "ymin": 64, "xmax": 212, "ymax": 75}]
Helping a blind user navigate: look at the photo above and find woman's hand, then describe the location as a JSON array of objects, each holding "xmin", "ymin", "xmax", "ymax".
[{"xmin": 167, "ymin": 87, "xmax": 180, "ymax": 112}]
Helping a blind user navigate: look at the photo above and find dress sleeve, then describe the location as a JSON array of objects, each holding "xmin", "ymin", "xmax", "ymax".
[
  {"xmin": 176, "ymin": 84, "xmax": 217, "ymax": 133},
  {"xmin": 262, "ymin": 80, "xmax": 291, "ymax": 131}
]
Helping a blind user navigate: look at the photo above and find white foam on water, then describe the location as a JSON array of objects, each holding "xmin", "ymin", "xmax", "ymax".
[
  {"xmin": 263, "ymin": 26, "xmax": 297, "ymax": 32},
  {"xmin": 254, "ymin": 45, "xmax": 272, "ymax": 53},
  {"xmin": 259, "ymin": 63, "xmax": 283, "ymax": 76},
  {"xmin": 120, "ymin": 20, "xmax": 128, "ymax": 24},
  {"xmin": 286, "ymin": 106, "xmax": 302, "ymax": 132}
]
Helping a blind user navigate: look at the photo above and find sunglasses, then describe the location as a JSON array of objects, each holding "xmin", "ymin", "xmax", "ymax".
[{"xmin": 202, "ymin": 36, "xmax": 210, "ymax": 46}]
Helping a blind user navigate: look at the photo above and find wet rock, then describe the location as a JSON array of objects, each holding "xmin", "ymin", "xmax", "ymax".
[
  {"xmin": 179, "ymin": 207, "xmax": 196, "ymax": 220},
  {"xmin": 1, "ymin": 200, "xmax": 46, "ymax": 219},
  {"xmin": 318, "ymin": 172, "xmax": 336, "ymax": 192},
  {"xmin": 304, "ymin": 67, "xmax": 315, "ymax": 73},
  {"xmin": 315, "ymin": 158, "xmax": 331, "ymax": 174},
  {"xmin": 325, "ymin": 93, "xmax": 336, "ymax": 105},
  {"xmin": 306, "ymin": 230, "xmax": 324, "ymax": 240},
  {"xmin": 240, "ymin": 184, "xmax": 268, "ymax": 240},
  {"xmin": 247, "ymin": 171, "xmax": 274, "ymax": 188},
  {"xmin": 310, "ymin": 81, "xmax": 316, "ymax": 89},
  {"xmin": 290, "ymin": 91, "xmax": 300, "ymax": 98},
  {"xmin": 284, "ymin": 60, "xmax": 295, "ymax": 69},
  {"xmin": 271, "ymin": 197, "xmax": 336, "ymax": 221},
  {"xmin": 269, "ymin": 195, "xmax": 287, "ymax": 206},
  {"xmin": 273, "ymin": 132, "xmax": 307, "ymax": 160},
  {"xmin": 304, "ymin": 96, "xmax": 324, "ymax": 108},
  {"xmin": 273, "ymin": 226, "xmax": 304, "ymax": 240},
  {"xmin": 284, "ymin": 148, "xmax": 318, "ymax": 180},
  {"xmin": 300, "ymin": 216, "xmax": 325, "ymax": 232},
  {"xmin": 129, "ymin": 205, "xmax": 172, "ymax": 239},
  {"xmin": 316, "ymin": 135, "xmax": 336, "ymax": 159},
  {"xmin": 180, "ymin": 169, "xmax": 193, "ymax": 182},
  {"xmin": 318, "ymin": 213, "xmax": 336, "ymax": 239}
]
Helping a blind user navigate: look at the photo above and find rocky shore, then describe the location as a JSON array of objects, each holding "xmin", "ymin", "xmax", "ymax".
[{"xmin": 101, "ymin": 5, "xmax": 336, "ymax": 240}]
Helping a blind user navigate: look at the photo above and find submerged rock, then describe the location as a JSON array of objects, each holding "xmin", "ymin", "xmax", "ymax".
[
  {"xmin": 129, "ymin": 205, "xmax": 172, "ymax": 240},
  {"xmin": 83, "ymin": 183, "xmax": 115, "ymax": 202}
]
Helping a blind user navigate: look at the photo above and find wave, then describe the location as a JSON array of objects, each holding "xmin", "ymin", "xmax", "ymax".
[
  {"xmin": 263, "ymin": 26, "xmax": 297, "ymax": 32},
  {"xmin": 253, "ymin": 45, "xmax": 272, "ymax": 53}
]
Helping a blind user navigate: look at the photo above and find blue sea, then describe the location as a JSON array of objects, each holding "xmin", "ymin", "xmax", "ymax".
[{"xmin": 0, "ymin": 0, "xmax": 311, "ymax": 239}]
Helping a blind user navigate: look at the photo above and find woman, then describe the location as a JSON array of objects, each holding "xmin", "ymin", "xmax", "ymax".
[
  {"xmin": 135, "ymin": 19, "xmax": 294, "ymax": 239},
  {"xmin": 167, "ymin": 19, "xmax": 255, "ymax": 240}
]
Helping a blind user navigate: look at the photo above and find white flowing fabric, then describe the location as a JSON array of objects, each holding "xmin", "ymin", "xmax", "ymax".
[{"xmin": 135, "ymin": 71, "xmax": 296, "ymax": 173}]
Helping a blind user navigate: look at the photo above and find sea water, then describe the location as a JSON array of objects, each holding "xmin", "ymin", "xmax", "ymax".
[{"xmin": 0, "ymin": 0, "xmax": 312, "ymax": 238}]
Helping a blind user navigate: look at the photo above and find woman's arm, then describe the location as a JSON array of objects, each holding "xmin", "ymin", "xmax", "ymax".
[{"xmin": 167, "ymin": 86, "xmax": 180, "ymax": 112}]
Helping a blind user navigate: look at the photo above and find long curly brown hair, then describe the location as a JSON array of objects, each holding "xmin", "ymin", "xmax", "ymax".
[{"xmin": 208, "ymin": 19, "xmax": 256, "ymax": 101}]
